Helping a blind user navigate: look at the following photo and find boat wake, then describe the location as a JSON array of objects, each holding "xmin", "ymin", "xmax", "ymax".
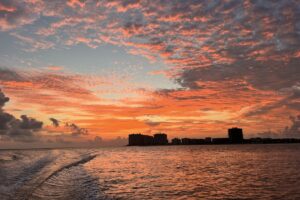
[
  {"xmin": 34, "ymin": 154, "xmax": 97, "ymax": 189},
  {"xmin": 0, "ymin": 150, "xmax": 100, "ymax": 200}
]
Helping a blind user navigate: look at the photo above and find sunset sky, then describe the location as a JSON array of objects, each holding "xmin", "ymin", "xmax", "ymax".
[{"xmin": 0, "ymin": 0, "xmax": 299, "ymax": 147}]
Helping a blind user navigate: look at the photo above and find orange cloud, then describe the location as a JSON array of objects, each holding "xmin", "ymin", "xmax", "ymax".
[{"xmin": 47, "ymin": 66, "xmax": 64, "ymax": 71}]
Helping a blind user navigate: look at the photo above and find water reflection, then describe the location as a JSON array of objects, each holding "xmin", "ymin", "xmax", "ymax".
[
  {"xmin": 1, "ymin": 145, "xmax": 300, "ymax": 199},
  {"xmin": 84, "ymin": 145, "xmax": 300, "ymax": 199}
]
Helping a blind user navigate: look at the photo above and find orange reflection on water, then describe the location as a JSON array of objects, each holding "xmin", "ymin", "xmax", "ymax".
[{"xmin": 82, "ymin": 145, "xmax": 300, "ymax": 199}]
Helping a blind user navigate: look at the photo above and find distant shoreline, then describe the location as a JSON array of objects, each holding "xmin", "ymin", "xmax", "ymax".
[
  {"xmin": 127, "ymin": 142, "xmax": 300, "ymax": 147},
  {"xmin": 128, "ymin": 129, "xmax": 300, "ymax": 146}
]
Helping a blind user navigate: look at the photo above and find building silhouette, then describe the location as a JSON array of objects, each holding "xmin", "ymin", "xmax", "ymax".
[
  {"xmin": 212, "ymin": 138, "xmax": 229, "ymax": 144},
  {"xmin": 205, "ymin": 137, "xmax": 212, "ymax": 143},
  {"xmin": 181, "ymin": 138, "xmax": 205, "ymax": 145},
  {"xmin": 128, "ymin": 133, "xmax": 168, "ymax": 146},
  {"xmin": 171, "ymin": 138, "xmax": 181, "ymax": 145},
  {"xmin": 228, "ymin": 127, "xmax": 244, "ymax": 143},
  {"xmin": 128, "ymin": 133, "xmax": 154, "ymax": 146},
  {"xmin": 181, "ymin": 138, "xmax": 189, "ymax": 145},
  {"xmin": 128, "ymin": 127, "xmax": 300, "ymax": 146},
  {"xmin": 154, "ymin": 133, "xmax": 168, "ymax": 145}
]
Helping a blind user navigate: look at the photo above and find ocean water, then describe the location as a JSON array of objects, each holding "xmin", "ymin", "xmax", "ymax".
[{"xmin": 0, "ymin": 144, "xmax": 300, "ymax": 200}]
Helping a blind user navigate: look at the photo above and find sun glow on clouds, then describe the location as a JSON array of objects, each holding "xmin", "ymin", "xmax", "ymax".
[{"xmin": 0, "ymin": 0, "xmax": 299, "ymax": 145}]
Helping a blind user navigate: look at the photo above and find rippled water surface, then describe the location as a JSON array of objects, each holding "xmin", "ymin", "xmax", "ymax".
[{"xmin": 1, "ymin": 144, "xmax": 300, "ymax": 200}]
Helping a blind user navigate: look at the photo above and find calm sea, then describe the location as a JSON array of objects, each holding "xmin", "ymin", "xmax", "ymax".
[{"xmin": 1, "ymin": 144, "xmax": 300, "ymax": 200}]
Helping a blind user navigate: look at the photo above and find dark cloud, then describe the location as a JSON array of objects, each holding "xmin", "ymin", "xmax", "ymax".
[
  {"xmin": 65, "ymin": 122, "xmax": 89, "ymax": 136},
  {"xmin": 19, "ymin": 115, "xmax": 43, "ymax": 130},
  {"xmin": 49, "ymin": 117, "xmax": 60, "ymax": 127},
  {"xmin": 0, "ymin": 88, "xmax": 9, "ymax": 107},
  {"xmin": 0, "ymin": 89, "xmax": 43, "ymax": 142},
  {"xmin": 49, "ymin": 118, "xmax": 89, "ymax": 137},
  {"xmin": 0, "ymin": 89, "xmax": 13, "ymax": 131},
  {"xmin": 0, "ymin": 68, "xmax": 24, "ymax": 82},
  {"xmin": 50, "ymin": 117, "xmax": 90, "ymax": 137},
  {"xmin": 177, "ymin": 58, "xmax": 300, "ymax": 91},
  {"xmin": 0, "ymin": 112, "xmax": 14, "ymax": 130}
]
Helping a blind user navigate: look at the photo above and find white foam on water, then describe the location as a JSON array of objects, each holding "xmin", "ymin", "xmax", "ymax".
[{"xmin": 0, "ymin": 149, "xmax": 99, "ymax": 200}]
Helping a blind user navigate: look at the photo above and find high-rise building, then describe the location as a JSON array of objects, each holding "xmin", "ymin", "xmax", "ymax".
[
  {"xmin": 153, "ymin": 133, "xmax": 168, "ymax": 145},
  {"xmin": 228, "ymin": 127, "xmax": 244, "ymax": 143},
  {"xmin": 128, "ymin": 133, "xmax": 154, "ymax": 146}
]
